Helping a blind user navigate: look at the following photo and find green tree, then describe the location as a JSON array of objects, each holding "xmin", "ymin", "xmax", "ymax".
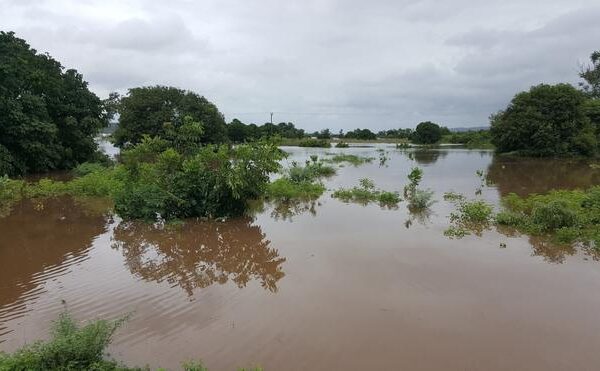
[
  {"xmin": 113, "ymin": 86, "xmax": 227, "ymax": 147},
  {"xmin": 490, "ymin": 84, "xmax": 597, "ymax": 156},
  {"xmin": 580, "ymin": 50, "xmax": 600, "ymax": 98},
  {"xmin": 227, "ymin": 118, "xmax": 249, "ymax": 143},
  {"xmin": 412, "ymin": 121, "xmax": 442, "ymax": 144},
  {"xmin": 0, "ymin": 31, "xmax": 107, "ymax": 175}
]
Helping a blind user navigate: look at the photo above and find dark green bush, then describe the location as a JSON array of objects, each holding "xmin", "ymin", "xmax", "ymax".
[
  {"xmin": 297, "ymin": 138, "xmax": 330, "ymax": 147},
  {"xmin": 531, "ymin": 200, "xmax": 578, "ymax": 231}
]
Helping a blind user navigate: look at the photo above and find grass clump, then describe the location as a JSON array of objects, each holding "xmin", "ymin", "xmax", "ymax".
[
  {"xmin": 335, "ymin": 141, "xmax": 349, "ymax": 148},
  {"xmin": 324, "ymin": 154, "xmax": 374, "ymax": 166},
  {"xmin": 332, "ymin": 178, "xmax": 401, "ymax": 208}
]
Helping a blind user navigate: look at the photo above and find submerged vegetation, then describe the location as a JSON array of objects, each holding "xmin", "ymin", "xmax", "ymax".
[
  {"xmin": 403, "ymin": 167, "xmax": 434, "ymax": 211},
  {"xmin": 332, "ymin": 178, "xmax": 401, "ymax": 208},
  {"xmin": 0, "ymin": 312, "xmax": 262, "ymax": 371},
  {"xmin": 266, "ymin": 158, "xmax": 335, "ymax": 201},
  {"xmin": 323, "ymin": 154, "xmax": 374, "ymax": 166}
]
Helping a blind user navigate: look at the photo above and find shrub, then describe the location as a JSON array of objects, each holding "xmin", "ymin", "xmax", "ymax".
[
  {"xmin": 0, "ymin": 312, "xmax": 128, "ymax": 370},
  {"xmin": 407, "ymin": 189, "xmax": 434, "ymax": 211},
  {"xmin": 72, "ymin": 162, "xmax": 110, "ymax": 177},
  {"xmin": 267, "ymin": 178, "xmax": 326, "ymax": 200},
  {"xmin": 335, "ymin": 141, "xmax": 349, "ymax": 148},
  {"xmin": 411, "ymin": 121, "xmax": 442, "ymax": 144},
  {"xmin": 459, "ymin": 200, "xmax": 494, "ymax": 224},
  {"xmin": 531, "ymin": 200, "xmax": 578, "ymax": 231},
  {"xmin": 332, "ymin": 178, "xmax": 400, "ymax": 207}
]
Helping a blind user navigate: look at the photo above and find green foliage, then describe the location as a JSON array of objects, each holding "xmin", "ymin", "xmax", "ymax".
[
  {"xmin": 113, "ymin": 86, "xmax": 227, "ymax": 147},
  {"xmin": 344, "ymin": 128, "xmax": 377, "ymax": 140},
  {"xmin": 335, "ymin": 141, "xmax": 349, "ymax": 148},
  {"xmin": 0, "ymin": 32, "xmax": 107, "ymax": 176},
  {"xmin": 490, "ymin": 84, "xmax": 597, "ymax": 157},
  {"xmin": 332, "ymin": 178, "xmax": 401, "ymax": 207},
  {"xmin": 114, "ymin": 140, "xmax": 283, "ymax": 220},
  {"xmin": 579, "ymin": 50, "xmax": 600, "ymax": 98},
  {"xmin": 0, "ymin": 312, "xmax": 129, "ymax": 370},
  {"xmin": 442, "ymin": 130, "xmax": 493, "ymax": 149},
  {"xmin": 73, "ymin": 162, "xmax": 110, "ymax": 177},
  {"xmin": 445, "ymin": 199, "xmax": 494, "ymax": 238},
  {"xmin": 297, "ymin": 138, "xmax": 330, "ymax": 147},
  {"xmin": 287, "ymin": 160, "xmax": 336, "ymax": 183},
  {"xmin": 403, "ymin": 167, "xmax": 434, "ymax": 211},
  {"xmin": 323, "ymin": 154, "xmax": 374, "ymax": 166},
  {"xmin": 411, "ymin": 121, "xmax": 442, "ymax": 144},
  {"xmin": 266, "ymin": 159, "xmax": 334, "ymax": 201},
  {"xmin": 267, "ymin": 178, "xmax": 326, "ymax": 200},
  {"xmin": 226, "ymin": 119, "xmax": 305, "ymax": 143},
  {"xmin": 531, "ymin": 201, "xmax": 578, "ymax": 231},
  {"xmin": 378, "ymin": 128, "xmax": 413, "ymax": 139}
]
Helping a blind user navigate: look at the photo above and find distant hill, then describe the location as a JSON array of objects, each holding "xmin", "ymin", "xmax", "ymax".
[{"xmin": 450, "ymin": 126, "xmax": 489, "ymax": 132}]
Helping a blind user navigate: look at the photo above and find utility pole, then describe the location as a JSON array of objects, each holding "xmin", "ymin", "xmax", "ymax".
[{"xmin": 270, "ymin": 112, "xmax": 273, "ymax": 125}]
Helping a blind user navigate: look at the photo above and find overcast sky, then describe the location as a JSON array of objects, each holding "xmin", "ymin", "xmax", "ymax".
[{"xmin": 2, "ymin": 0, "xmax": 599, "ymax": 131}]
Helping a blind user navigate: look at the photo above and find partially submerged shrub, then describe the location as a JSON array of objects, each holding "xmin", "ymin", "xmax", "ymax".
[
  {"xmin": 445, "ymin": 199, "xmax": 494, "ymax": 238},
  {"xmin": 335, "ymin": 141, "xmax": 349, "ymax": 148},
  {"xmin": 267, "ymin": 178, "xmax": 325, "ymax": 200},
  {"xmin": 0, "ymin": 312, "xmax": 128, "ymax": 370},
  {"xmin": 531, "ymin": 200, "xmax": 578, "ymax": 231},
  {"xmin": 332, "ymin": 178, "xmax": 401, "ymax": 207},
  {"xmin": 403, "ymin": 167, "xmax": 434, "ymax": 211},
  {"xmin": 323, "ymin": 154, "xmax": 374, "ymax": 166}
]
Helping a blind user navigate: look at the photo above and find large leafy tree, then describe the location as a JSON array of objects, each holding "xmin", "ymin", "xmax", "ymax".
[
  {"xmin": 113, "ymin": 86, "xmax": 227, "ymax": 147},
  {"xmin": 490, "ymin": 84, "xmax": 597, "ymax": 156},
  {"xmin": 412, "ymin": 121, "xmax": 442, "ymax": 144},
  {"xmin": 0, "ymin": 32, "xmax": 106, "ymax": 175}
]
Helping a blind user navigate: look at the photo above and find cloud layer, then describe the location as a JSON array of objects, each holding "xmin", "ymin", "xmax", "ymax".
[{"xmin": 2, "ymin": 0, "xmax": 599, "ymax": 131}]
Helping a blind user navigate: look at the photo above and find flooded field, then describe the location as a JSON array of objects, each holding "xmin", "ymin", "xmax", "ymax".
[{"xmin": 2, "ymin": 146, "xmax": 600, "ymax": 370}]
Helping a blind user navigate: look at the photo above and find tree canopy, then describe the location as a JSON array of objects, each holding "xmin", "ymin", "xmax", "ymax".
[
  {"xmin": 412, "ymin": 121, "xmax": 442, "ymax": 144},
  {"xmin": 345, "ymin": 128, "xmax": 377, "ymax": 140},
  {"xmin": 490, "ymin": 83, "xmax": 597, "ymax": 156},
  {"xmin": 113, "ymin": 86, "xmax": 227, "ymax": 147},
  {"xmin": 0, "ymin": 31, "xmax": 107, "ymax": 176}
]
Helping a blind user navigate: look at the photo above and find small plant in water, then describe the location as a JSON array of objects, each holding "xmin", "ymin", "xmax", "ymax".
[{"xmin": 332, "ymin": 177, "xmax": 401, "ymax": 208}]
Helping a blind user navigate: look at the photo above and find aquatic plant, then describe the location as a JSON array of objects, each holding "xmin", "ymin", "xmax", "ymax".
[
  {"xmin": 332, "ymin": 178, "xmax": 401, "ymax": 208},
  {"xmin": 445, "ymin": 199, "xmax": 494, "ymax": 238},
  {"xmin": 335, "ymin": 141, "xmax": 349, "ymax": 148},
  {"xmin": 378, "ymin": 151, "xmax": 389, "ymax": 167},
  {"xmin": 403, "ymin": 167, "xmax": 434, "ymax": 211},
  {"xmin": 267, "ymin": 178, "xmax": 326, "ymax": 200},
  {"xmin": 323, "ymin": 154, "xmax": 374, "ymax": 166}
]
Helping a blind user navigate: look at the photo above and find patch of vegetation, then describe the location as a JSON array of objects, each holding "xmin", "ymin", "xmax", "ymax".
[
  {"xmin": 495, "ymin": 187, "xmax": 600, "ymax": 246},
  {"xmin": 442, "ymin": 130, "xmax": 493, "ymax": 149},
  {"xmin": 445, "ymin": 198, "xmax": 494, "ymax": 238},
  {"xmin": 403, "ymin": 167, "xmax": 435, "ymax": 211},
  {"xmin": 335, "ymin": 141, "xmax": 349, "ymax": 148},
  {"xmin": 323, "ymin": 154, "xmax": 374, "ymax": 166},
  {"xmin": 297, "ymin": 138, "xmax": 331, "ymax": 147},
  {"xmin": 378, "ymin": 151, "xmax": 389, "ymax": 167},
  {"xmin": 0, "ymin": 312, "xmax": 263, "ymax": 371},
  {"xmin": 266, "ymin": 158, "xmax": 334, "ymax": 201},
  {"xmin": 332, "ymin": 178, "xmax": 401, "ymax": 208},
  {"xmin": 411, "ymin": 121, "xmax": 442, "ymax": 144}
]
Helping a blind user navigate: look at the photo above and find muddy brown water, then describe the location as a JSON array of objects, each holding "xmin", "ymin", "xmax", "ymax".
[{"xmin": 2, "ymin": 146, "xmax": 600, "ymax": 371}]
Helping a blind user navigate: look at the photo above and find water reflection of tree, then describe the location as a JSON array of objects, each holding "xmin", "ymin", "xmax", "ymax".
[
  {"xmin": 111, "ymin": 218, "xmax": 286, "ymax": 296},
  {"xmin": 270, "ymin": 200, "xmax": 318, "ymax": 221},
  {"xmin": 487, "ymin": 156, "xmax": 600, "ymax": 197},
  {"xmin": 400, "ymin": 149, "xmax": 448, "ymax": 165},
  {"xmin": 495, "ymin": 225, "xmax": 579, "ymax": 264},
  {"xmin": 0, "ymin": 197, "xmax": 108, "ymax": 313}
]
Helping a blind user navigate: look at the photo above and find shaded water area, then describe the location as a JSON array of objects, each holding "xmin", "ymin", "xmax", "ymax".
[{"xmin": 2, "ymin": 146, "xmax": 600, "ymax": 370}]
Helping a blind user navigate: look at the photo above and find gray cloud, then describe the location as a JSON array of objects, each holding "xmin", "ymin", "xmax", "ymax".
[{"xmin": 1, "ymin": 0, "xmax": 598, "ymax": 131}]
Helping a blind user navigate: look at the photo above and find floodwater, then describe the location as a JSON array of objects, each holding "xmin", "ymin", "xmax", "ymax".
[{"xmin": 2, "ymin": 146, "xmax": 600, "ymax": 370}]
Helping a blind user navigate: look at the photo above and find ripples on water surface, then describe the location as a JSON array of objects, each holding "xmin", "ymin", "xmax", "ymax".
[{"xmin": 2, "ymin": 146, "xmax": 600, "ymax": 370}]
